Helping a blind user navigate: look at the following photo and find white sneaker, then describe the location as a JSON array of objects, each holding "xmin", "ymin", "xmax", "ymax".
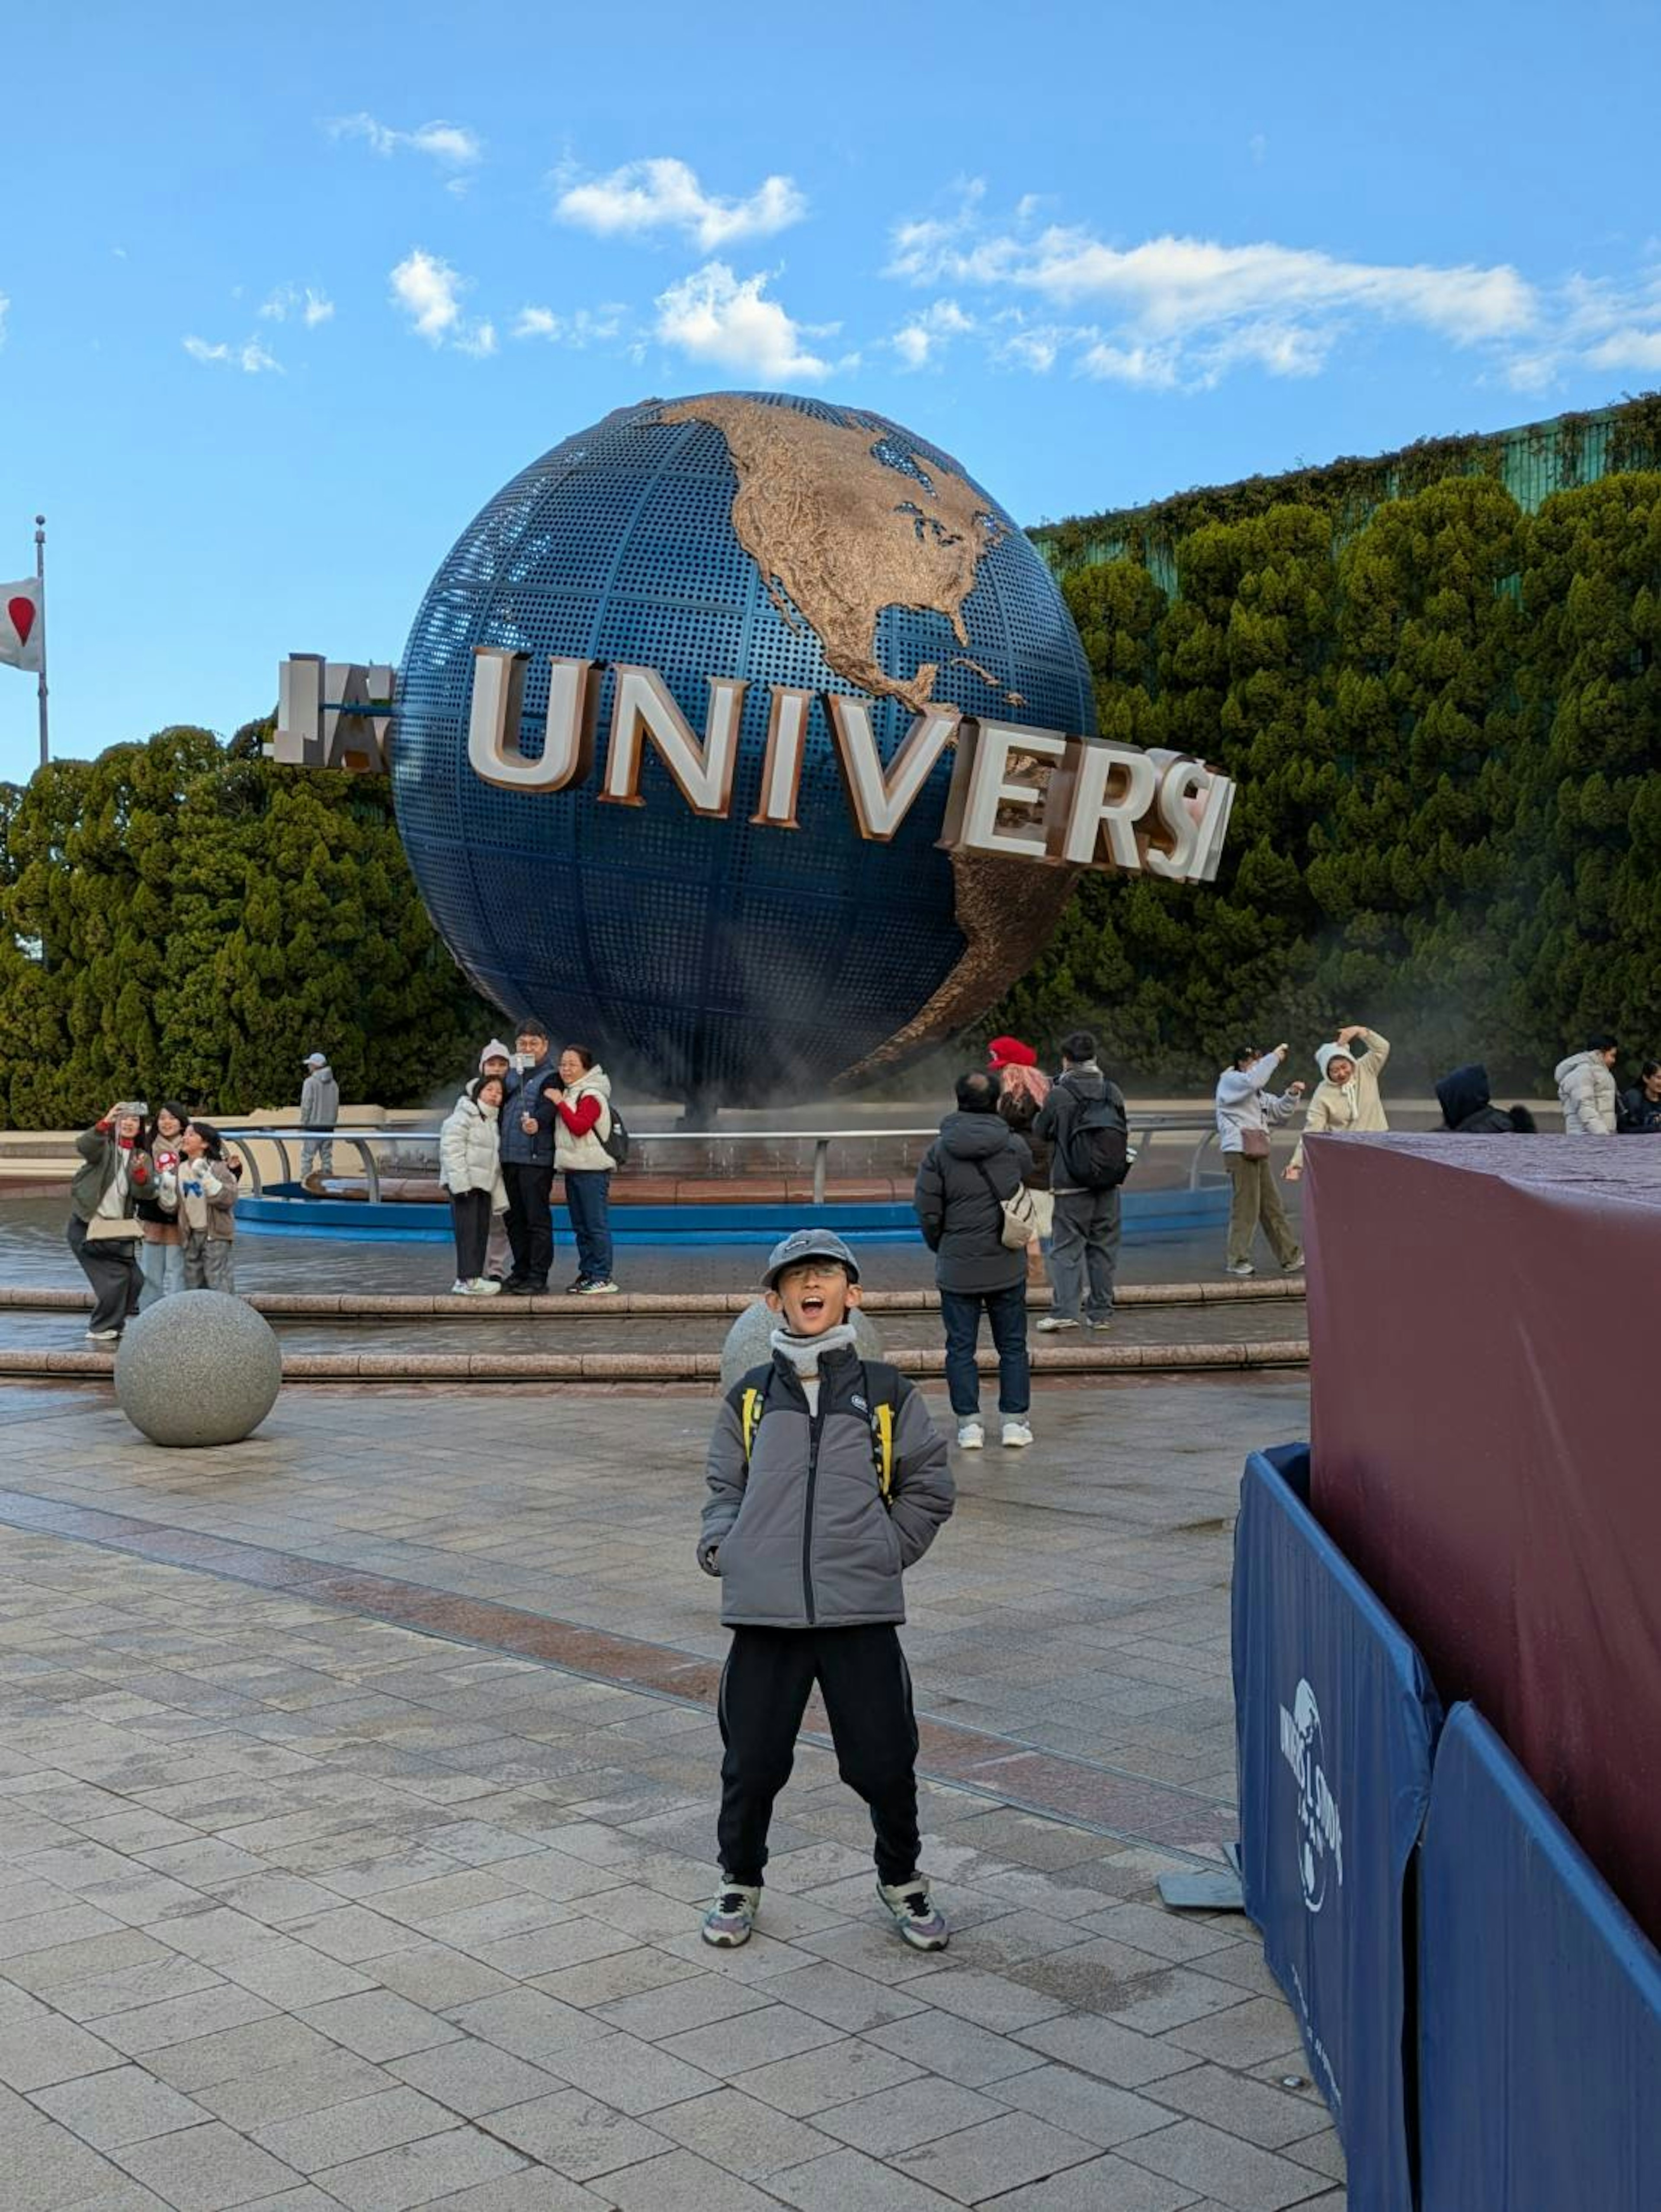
[
  {"xmin": 1001, "ymin": 1419, "xmax": 1033, "ymax": 1449},
  {"xmin": 1225, "ymin": 1260, "xmax": 1255, "ymax": 1278},
  {"xmin": 577, "ymin": 1279, "xmax": 620, "ymax": 1296},
  {"xmin": 1036, "ymin": 1315, "xmax": 1078, "ymax": 1333},
  {"xmin": 956, "ymin": 1420, "xmax": 985, "ymax": 1450},
  {"xmin": 86, "ymin": 1328, "xmax": 120, "ymax": 1343},
  {"xmin": 469, "ymin": 1277, "xmax": 503, "ymax": 1296},
  {"xmin": 450, "ymin": 1279, "xmax": 471, "ymax": 1295},
  {"xmin": 877, "ymin": 1875, "xmax": 950, "ymax": 1951},
  {"xmin": 1283, "ymin": 1252, "xmax": 1305, "ymax": 1272},
  {"xmin": 701, "ymin": 1878, "xmax": 760, "ymax": 1947}
]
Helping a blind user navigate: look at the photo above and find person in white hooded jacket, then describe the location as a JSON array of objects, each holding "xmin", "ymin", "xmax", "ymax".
[
  {"xmin": 1555, "ymin": 1035, "xmax": 1620, "ymax": 1135},
  {"xmin": 1286, "ymin": 1025, "xmax": 1391, "ymax": 1180},
  {"xmin": 548, "ymin": 1045, "xmax": 619, "ymax": 1295},
  {"xmin": 439, "ymin": 1074, "xmax": 508, "ymax": 1295},
  {"xmin": 477, "ymin": 1039, "xmax": 514, "ymax": 1282}
]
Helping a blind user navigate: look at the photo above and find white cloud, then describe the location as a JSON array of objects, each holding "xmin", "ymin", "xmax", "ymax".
[
  {"xmin": 327, "ymin": 114, "xmax": 483, "ymax": 169},
  {"xmin": 183, "ymin": 334, "xmax": 282, "ymax": 374},
  {"xmin": 558, "ymin": 158, "xmax": 806, "ymax": 250},
  {"xmin": 513, "ymin": 303, "xmax": 626, "ymax": 346},
  {"xmin": 654, "ymin": 261, "xmax": 834, "ymax": 381},
  {"xmin": 1586, "ymin": 326, "xmax": 1661, "ymax": 369},
  {"xmin": 390, "ymin": 248, "xmax": 494, "ymax": 356},
  {"xmin": 259, "ymin": 284, "xmax": 335, "ymax": 327},
  {"xmin": 891, "ymin": 298, "xmax": 973, "ymax": 369}
]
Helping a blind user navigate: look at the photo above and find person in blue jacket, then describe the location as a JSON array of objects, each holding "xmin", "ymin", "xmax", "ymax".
[{"xmin": 497, "ymin": 1019, "xmax": 560, "ymax": 1294}]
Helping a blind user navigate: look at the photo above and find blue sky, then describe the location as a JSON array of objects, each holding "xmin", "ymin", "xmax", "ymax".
[{"xmin": 2, "ymin": 0, "xmax": 1658, "ymax": 782}]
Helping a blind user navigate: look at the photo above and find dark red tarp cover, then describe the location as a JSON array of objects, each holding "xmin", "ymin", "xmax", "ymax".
[{"xmin": 1305, "ymin": 1134, "xmax": 1661, "ymax": 1949}]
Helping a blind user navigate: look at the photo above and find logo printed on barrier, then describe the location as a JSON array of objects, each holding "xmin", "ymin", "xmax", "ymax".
[{"xmin": 1280, "ymin": 1678, "xmax": 1344, "ymax": 1913}]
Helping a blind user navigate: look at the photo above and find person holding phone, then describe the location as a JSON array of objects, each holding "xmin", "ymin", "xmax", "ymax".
[
  {"xmin": 67, "ymin": 1102, "xmax": 154, "ymax": 1342},
  {"xmin": 136, "ymin": 1101, "xmax": 189, "ymax": 1308},
  {"xmin": 497, "ymin": 1019, "xmax": 560, "ymax": 1294},
  {"xmin": 1214, "ymin": 1046, "xmax": 1305, "ymax": 1277}
]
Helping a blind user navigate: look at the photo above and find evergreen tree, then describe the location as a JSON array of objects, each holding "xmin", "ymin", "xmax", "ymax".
[{"xmin": 0, "ymin": 724, "xmax": 493, "ymax": 1128}]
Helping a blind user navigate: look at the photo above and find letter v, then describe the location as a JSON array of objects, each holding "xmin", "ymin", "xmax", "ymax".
[{"xmin": 824, "ymin": 699, "xmax": 961, "ymax": 841}]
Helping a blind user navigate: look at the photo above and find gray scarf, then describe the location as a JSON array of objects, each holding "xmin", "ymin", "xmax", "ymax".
[{"xmin": 770, "ymin": 1321, "xmax": 857, "ymax": 1375}]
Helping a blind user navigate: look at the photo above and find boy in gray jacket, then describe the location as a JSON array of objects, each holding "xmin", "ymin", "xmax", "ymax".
[{"xmin": 698, "ymin": 1230, "xmax": 955, "ymax": 1951}]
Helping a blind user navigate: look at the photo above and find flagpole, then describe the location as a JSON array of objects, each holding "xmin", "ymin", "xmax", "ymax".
[{"xmin": 34, "ymin": 515, "xmax": 48, "ymax": 767}]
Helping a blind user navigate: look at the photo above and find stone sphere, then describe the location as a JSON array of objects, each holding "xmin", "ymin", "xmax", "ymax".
[
  {"xmin": 114, "ymin": 1291, "xmax": 282, "ymax": 1448},
  {"xmin": 720, "ymin": 1298, "xmax": 887, "ymax": 1392},
  {"xmin": 394, "ymin": 391, "xmax": 1094, "ymax": 1103}
]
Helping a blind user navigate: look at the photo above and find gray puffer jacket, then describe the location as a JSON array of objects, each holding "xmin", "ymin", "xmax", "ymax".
[
  {"xmin": 699, "ymin": 1347, "xmax": 954, "ymax": 1628},
  {"xmin": 913, "ymin": 1111, "xmax": 1034, "ymax": 1294}
]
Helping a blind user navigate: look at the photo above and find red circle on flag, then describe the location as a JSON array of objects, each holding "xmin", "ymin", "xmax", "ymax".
[{"xmin": 6, "ymin": 597, "xmax": 35, "ymax": 646}]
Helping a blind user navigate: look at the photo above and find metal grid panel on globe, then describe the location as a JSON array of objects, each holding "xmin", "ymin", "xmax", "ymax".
[{"xmin": 394, "ymin": 392, "xmax": 1096, "ymax": 1099}]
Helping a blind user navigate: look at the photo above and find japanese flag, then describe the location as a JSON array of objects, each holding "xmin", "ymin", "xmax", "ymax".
[{"xmin": 1, "ymin": 580, "xmax": 42, "ymax": 672}]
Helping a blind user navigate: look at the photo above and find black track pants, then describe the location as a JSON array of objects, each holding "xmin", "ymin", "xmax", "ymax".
[{"xmin": 717, "ymin": 1623, "xmax": 921, "ymax": 1888}]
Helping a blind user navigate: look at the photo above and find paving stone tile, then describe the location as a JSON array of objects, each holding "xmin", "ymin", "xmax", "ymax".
[
  {"xmin": 985, "ymin": 2151, "xmax": 1201, "ymax": 2210},
  {"xmin": 253, "ymin": 2084, "xmax": 458, "ymax": 2172},
  {"xmin": 1016, "ymin": 2010, "xmax": 1202, "ymax": 2089},
  {"xmin": 1161, "ymin": 1997, "xmax": 1306, "ymax": 2069},
  {"xmin": 300, "ymin": 1988, "xmax": 463, "ymax": 2061},
  {"xmin": 538, "ymin": 2025, "xmax": 723, "ymax": 2114},
  {"xmin": 1284, "ymin": 2127, "xmax": 1345, "ymax": 2180},
  {"xmin": 1084, "ymin": 1903, "xmax": 1244, "ymax": 1962},
  {"xmin": 765, "ymin": 2145, "xmax": 965, "ymax": 2210},
  {"xmin": 732, "ymin": 2036, "xmax": 923, "ymax": 2117},
  {"xmin": 0, "ymin": 1927, "xmax": 172, "ymax": 1993},
  {"xmin": 311, "ymin": 2124, "xmax": 528, "ymax": 2211},
  {"xmin": 470, "ymin": 1915, "xmax": 638, "ymax": 1978},
  {"xmin": 112, "ymin": 2119, "xmax": 302, "ymax": 2211},
  {"xmin": 141, "ymin": 2013, "xmax": 341, "ymax": 2091},
  {"xmin": 193, "ymin": 2053, "xmax": 397, "ymax": 2130},
  {"xmin": 760, "ymin": 1960, "xmax": 932, "ymax": 2036},
  {"xmin": 4, "ymin": 2114, "xmax": 140, "ymax": 2212},
  {"xmin": 388, "ymin": 2036, "xmax": 569, "ymax": 2118},
  {"xmin": 595, "ymin": 1970, "xmax": 773, "ymax": 2040},
  {"xmin": 157, "ymin": 1907, "xmax": 378, "ymax": 2009},
  {"xmin": 814, "ymin": 2078, "xmax": 1013, "ymax": 2158},
  {"xmin": 0, "ymin": 1906, "xmax": 127, "ymax": 1960},
  {"xmin": 649, "ymin": 2086, "xmax": 836, "ymax": 2178},
  {"xmin": 483, "ymin": 2087, "xmax": 673, "ymax": 2180},
  {"xmin": 865, "ymin": 2010, "xmax": 1050, "ymax": 2089},
  {"xmin": 39, "ymin": 1952, "xmax": 225, "ymax": 2023},
  {"xmin": 890, "ymin": 2110, "xmax": 1103, "ymax": 2202},
  {"xmin": 900, "ymin": 1966, "xmax": 1068, "ymax": 2034},
  {"xmin": 1122, "ymin": 2116, "xmax": 1333, "ymax": 2209},
  {"xmin": 31, "ymin": 2061, "xmax": 212, "ymax": 2148},
  {"xmin": 1108, "ymin": 1965, "xmax": 1266, "ymax": 2036},
  {"xmin": 0, "ymin": 1984, "xmax": 126, "ymax": 2090},
  {"xmin": 603, "ymin": 2146, "xmax": 789, "ymax": 2211},
  {"xmin": 993, "ymin": 2060, "xmax": 1182, "ymax": 2148},
  {"xmin": 368, "ymin": 1940, "xmax": 517, "ymax": 2012},
  {"xmin": 657, "ymin": 1999, "xmax": 843, "ymax": 2079},
  {"xmin": 420, "ymin": 2171, "xmax": 609, "ymax": 2211},
  {"xmin": 1148, "ymin": 2061, "xmax": 1334, "ymax": 2151},
  {"xmin": 447, "ymin": 1987, "xmax": 606, "ymax": 2065},
  {"xmin": 530, "ymin": 1946, "xmax": 702, "ymax": 2011}
]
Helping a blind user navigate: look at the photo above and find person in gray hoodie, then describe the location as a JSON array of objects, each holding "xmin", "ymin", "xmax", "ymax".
[
  {"xmin": 298, "ymin": 1053, "xmax": 340, "ymax": 1192},
  {"xmin": 697, "ymin": 1230, "xmax": 954, "ymax": 1954},
  {"xmin": 913, "ymin": 1070, "xmax": 1035, "ymax": 1451},
  {"xmin": 1215, "ymin": 1045, "xmax": 1305, "ymax": 1276}
]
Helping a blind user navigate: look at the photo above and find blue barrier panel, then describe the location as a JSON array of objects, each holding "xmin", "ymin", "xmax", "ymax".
[
  {"xmin": 1233, "ymin": 1446, "xmax": 1443, "ymax": 2212},
  {"xmin": 1419, "ymin": 1702, "xmax": 1661, "ymax": 2212}
]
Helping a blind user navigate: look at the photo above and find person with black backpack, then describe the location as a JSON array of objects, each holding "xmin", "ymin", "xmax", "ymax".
[
  {"xmin": 1033, "ymin": 1030, "xmax": 1131, "ymax": 1334},
  {"xmin": 548, "ymin": 1043, "xmax": 625, "ymax": 1295}
]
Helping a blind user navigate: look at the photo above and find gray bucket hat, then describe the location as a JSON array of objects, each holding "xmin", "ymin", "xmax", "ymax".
[{"xmin": 762, "ymin": 1228, "xmax": 861, "ymax": 1290}]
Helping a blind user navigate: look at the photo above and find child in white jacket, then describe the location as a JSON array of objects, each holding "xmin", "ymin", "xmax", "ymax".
[
  {"xmin": 439, "ymin": 1075, "xmax": 508, "ymax": 1295},
  {"xmin": 159, "ymin": 1123, "xmax": 238, "ymax": 1292}
]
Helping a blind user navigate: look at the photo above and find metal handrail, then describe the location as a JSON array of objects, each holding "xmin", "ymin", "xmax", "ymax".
[{"xmin": 218, "ymin": 1112, "xmax": 1225, "ymax": 1209}]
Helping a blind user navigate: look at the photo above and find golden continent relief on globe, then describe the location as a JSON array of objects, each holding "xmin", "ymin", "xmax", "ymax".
[{"xmin": 657, "ymin": 394, "xmax": 1082, "ymax": 1082}]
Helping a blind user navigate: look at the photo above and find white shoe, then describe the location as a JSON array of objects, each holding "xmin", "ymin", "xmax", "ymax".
[
  {"xmin": 1283, "ymin": 1252, "xmax": 1305, "ymax": 1272},
  {"xmin": 956, "ymin": 1420, "xmax": 985, "ymax": 1450},
  {"xmin": 1001, "ymin": 1419, "xmax": 1033, "ymax": 1449},
  {"xmin": 577, "ymin": 1279, "xmax": 619, "ymax": 1296},
  {"xmin": 86, "ymin": 1328, "xmax": 120, "ymax": 1343},
  {"xmin": 1225, "ymin": 1260, "xmax": 1255, "ymax": 1277},
  {"xmin": 877, "ymin": 1875, "xmax": 950, "ymax": 1951},
  {"xmin": 1036, "ymin": 1315, "xmax": 1078, "ymax": 1333},
  {"xmin": 469, "ymin": 1277, "xmax": 503, "ymax": 1296}
]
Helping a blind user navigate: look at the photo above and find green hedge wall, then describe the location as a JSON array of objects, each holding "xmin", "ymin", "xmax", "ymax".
[{"xmin": 988, "ymin": 471, "xmax": 1661, "ymax": 1090}]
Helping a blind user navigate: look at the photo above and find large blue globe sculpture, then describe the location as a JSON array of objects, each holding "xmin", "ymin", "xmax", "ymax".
[{"xmin": 394, "ymin": 392, "xmax": 1095, "ymax": 1103}]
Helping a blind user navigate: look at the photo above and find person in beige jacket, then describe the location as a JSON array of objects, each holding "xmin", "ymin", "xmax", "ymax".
[{"xmin": 1286, "ymin": 1026, "xmax": 1391, "ymax": 1181}]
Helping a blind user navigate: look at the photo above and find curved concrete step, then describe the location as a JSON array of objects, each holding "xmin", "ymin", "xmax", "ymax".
[{"xmin": 0, "ymin": 1338, "xmax": 1309, "ymax": 1384}]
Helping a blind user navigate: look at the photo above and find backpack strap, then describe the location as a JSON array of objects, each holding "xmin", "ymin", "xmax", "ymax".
[
  {"xmin": 738, "ymin": 1364, "xmax": 774, "ymax": 1467},
  {"xmin": 861, "ymin": 1359, "xmax": 903, "ymax": 1505}
]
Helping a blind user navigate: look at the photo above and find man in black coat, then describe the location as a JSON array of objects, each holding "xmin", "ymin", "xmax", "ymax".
[{"xmin": 914, "ymin": 1070, "xmax": 1034, "ymax": 1454}]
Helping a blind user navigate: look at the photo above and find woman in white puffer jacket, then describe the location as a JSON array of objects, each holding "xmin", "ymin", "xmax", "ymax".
[
  {"xmin": 550, "ymin": 1045, "xmax": 618, "ymax": 1295},
  {"xmin": 439, "ymin": 1074, "xmax": 508, "ymax": 1295}
]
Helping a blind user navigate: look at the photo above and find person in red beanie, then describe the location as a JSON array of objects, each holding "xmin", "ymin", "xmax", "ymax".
[{"xmin": 988, "ymin": 1039, "xmax": 1052, "ymax": 1289}]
